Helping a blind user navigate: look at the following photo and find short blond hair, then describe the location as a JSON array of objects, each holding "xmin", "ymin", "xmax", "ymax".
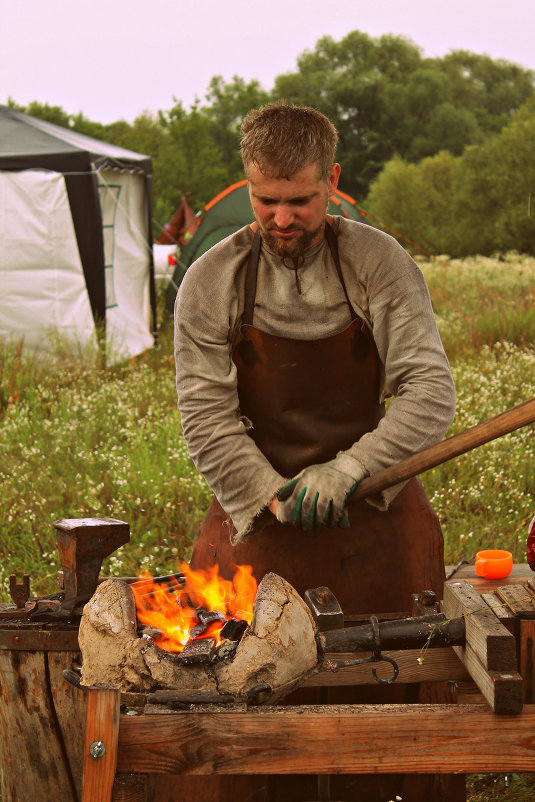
[{"xmin": 240, "ymin": 101, "xmax": 338, "ymax": 182}]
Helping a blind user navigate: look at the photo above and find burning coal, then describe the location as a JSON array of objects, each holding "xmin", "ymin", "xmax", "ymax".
[{"xmin": 131, "ymin": 563, "xmax": 257, "ymax": 654}]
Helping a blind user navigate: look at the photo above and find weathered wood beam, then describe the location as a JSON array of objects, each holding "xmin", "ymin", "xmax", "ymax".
[
  {"xmin": 442, "ymin": 581, "xmax": 522, "ymax": 713},
  {"xmin": 304, "ymin": 648, "xmax": 468, "ymax": 686},
  {"xmin": 116, "ymin": 704, "xmax": 535, "ymax": 776},
  {"xmin": 497, "ymin": 584, "xmax": 535, "ymax": 619},
  {"xmin": 443, "ymin": 581, "xmax": 517, "ymax": 671}
]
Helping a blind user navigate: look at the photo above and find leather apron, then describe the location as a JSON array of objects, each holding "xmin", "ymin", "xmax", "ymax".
[{"xmin": 190, "ymin": 224, "xmax": 446, "ymax": 617}]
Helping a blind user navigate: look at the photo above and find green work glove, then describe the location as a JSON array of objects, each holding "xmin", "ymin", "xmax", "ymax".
[{"xmin": 276, "ymin": 455, "xmax": 367, "ymax": 532}]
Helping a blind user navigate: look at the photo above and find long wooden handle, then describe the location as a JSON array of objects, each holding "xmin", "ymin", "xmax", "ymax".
[{"xmin": 354, "ymin": 396, "xmax": 535, "ymax": 500}]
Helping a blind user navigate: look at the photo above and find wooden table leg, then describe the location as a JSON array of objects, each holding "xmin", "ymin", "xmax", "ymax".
[{"xmin": 81, "ymin": 687, "xmax": 121, "ymax": 802}]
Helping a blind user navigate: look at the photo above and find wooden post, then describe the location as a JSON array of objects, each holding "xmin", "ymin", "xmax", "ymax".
[
  {"xmin": 82, "ymin": 686, "xmax": 121, "ymax": 802},
  {"xmin": 520, "ymin": 619, "xmax": 535, "ymax": 703}
]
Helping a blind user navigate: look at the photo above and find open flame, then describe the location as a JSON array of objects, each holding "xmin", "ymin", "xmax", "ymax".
[{"xmin": 131, "ymin": 563, "xmax": 257, "ymax": 653}]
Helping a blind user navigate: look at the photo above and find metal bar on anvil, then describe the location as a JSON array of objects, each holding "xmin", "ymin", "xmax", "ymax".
[
  {"xmin": 128, "ymin": 573, "xmax": 186, "ymax": 588},
  {"xmin": 319, "ymin": 613, "xmax": 466, "ymax": 654}
]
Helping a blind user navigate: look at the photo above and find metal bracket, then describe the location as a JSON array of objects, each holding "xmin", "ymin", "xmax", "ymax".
[
  {"xmin": 325, "ymin": 614, "xmax": 400, "ymax": 684},
  {"xmin": 9, "ymin": 574, "xmax": 30, "ymax": 608}
]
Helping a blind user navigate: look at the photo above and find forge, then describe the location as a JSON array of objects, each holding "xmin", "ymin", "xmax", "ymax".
[{"xmin": 78, "ymin": 570, "xmax": 319, "ymax": 703}]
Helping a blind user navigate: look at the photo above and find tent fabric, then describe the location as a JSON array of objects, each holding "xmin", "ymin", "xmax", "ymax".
[
  {"xmin": 165, "ymin": 180, "xmax": 370, "ymax": 314},
  {"xmin": 0, "ymin": 105, "xmax": 156, "ymax": 362},
  {"xmin": 0, "ymin": 170, "xmax": 96, "ymax": 351}
]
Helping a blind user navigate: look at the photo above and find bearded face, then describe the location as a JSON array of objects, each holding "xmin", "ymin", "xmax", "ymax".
[
  {"xmin": 247, "ymin": 162, "xmax": 340, "ymax": 261},
  {"xmin": 260, "ymin": 220, "xmax": 325, "ymax": 259}
]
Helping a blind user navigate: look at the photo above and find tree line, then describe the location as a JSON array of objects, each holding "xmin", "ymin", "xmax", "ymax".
[{"xmin": 9, "ymin": 30, "xmax": 535, "ymax": 255}]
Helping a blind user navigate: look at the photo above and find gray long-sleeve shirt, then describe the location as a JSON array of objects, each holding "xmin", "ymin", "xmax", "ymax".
[{"xmin": 174, "ymin": 216, "xmax": 456, "ymax": 543}]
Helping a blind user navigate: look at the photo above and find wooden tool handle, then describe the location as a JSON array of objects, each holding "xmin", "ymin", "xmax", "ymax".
[{"xmin": 354, "ymin": 396, "xmax": 535, "ymax": 500}]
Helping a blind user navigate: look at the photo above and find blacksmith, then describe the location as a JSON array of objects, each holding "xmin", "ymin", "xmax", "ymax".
[{"xmin": 174, "ymin": 102, "xmax": 463, "ymax": 801}]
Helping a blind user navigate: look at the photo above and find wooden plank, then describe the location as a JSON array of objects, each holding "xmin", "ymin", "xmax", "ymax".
[
  {"xmin": 450, "ymin": 641, "xmax": 523, "ymax": 713},
  {"xmin": 111, "ymin": 773, "xmax": 149, "ymax": 801},
  {"xmin": 496, "ymin": 584, "xmax": 535, "ymax": 619},
  {"xmin": 47, "ymin": 650, "xmax": 87, "ymax": 799},
  {"xmin": 442, "ymin": 581, "xmax": 517, "ymax": 671},
  {"xmin": 446, "ymin": 563, "xmax": 533, "ymax": 592},
  {"xmin": 455, "ymin": 680, "xmax": 486, "ymax": 705},
  {"xmin": 0, "ymin": 649, "xmax": 84, "ymax": 802},
  {"xmin": 480, "ymin": 592, "xmax": 517, "ymax": 622},
  {"xmin": 115, "ymin": 704, "xmax": 535, "ymax": 776},
  {"xmin": 481, "ymin": 592, "xmax": 518, "ymax": 637},
  {"xmin": 303, "ymin": 648, "xmax": 468, "ymax": 686},
  {"xmin": 520, "ymin": 620, "xmax": 535, "ymax": 704},
  {"xmin": 82, "ymin": 687, "xmax": 121, "ymax": 802}
]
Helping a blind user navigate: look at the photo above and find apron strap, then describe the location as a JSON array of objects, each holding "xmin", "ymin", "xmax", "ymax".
[
  {"xmin": 243, "ymin": 222, "xmax": 358, "ymax": 325},
  {"xmin": 324, "ymin": 222, "xmax": 358, "ymax": 321},
  {"xmin": 243, "ymin": 229, "xmax": 261, "ymax": 326}
]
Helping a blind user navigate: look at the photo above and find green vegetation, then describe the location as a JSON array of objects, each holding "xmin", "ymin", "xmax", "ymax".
[{"xmin": 1, "ymin": 253, "xmax": 534, "ymax": 598}]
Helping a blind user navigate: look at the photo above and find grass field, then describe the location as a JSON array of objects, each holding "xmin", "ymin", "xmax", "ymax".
[{"xmin": 1, "ymin": 252, "xmax": 535, "ymax": 800}]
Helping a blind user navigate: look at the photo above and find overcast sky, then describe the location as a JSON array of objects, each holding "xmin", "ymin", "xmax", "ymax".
[{"xmin": 1, "ymin": 0, "xmax": 534, "ymax": 124}]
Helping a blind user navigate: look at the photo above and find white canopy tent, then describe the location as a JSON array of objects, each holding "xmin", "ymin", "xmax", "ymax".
[{"xmin": 0, "ymin": 106, "xmax": 157, "ymax": 362}]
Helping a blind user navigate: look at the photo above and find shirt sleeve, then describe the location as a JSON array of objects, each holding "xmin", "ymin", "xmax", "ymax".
[
  {"xmin": 336, "ymin": 221, "xmax": 456, "ymax": 508},
  {"xmin": 174, "ymin": 231, "xmax": 286, "ymax": 543}
]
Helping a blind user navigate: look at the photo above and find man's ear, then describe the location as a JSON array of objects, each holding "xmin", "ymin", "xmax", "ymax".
[{"xmin": 328, "ymin": 163, "xmax": 341, "ymax": 196}]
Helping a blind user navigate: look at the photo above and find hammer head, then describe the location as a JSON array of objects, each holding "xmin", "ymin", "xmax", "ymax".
[
  {"xmin": 54, "ymin": 518, "xmax": 130, "ymax": 600},
  {"xmin": 303, "ymin": 586, "xmax": 344, "ymax": 632}
]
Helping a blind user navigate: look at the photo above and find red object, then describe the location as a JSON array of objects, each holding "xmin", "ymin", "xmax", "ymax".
[
  {"xmin": 527, "ymin": 516, "xmax": 535, "ymax": 570},
  {"xmin": 475, "ymin": 549, "xmax": 513, "ymax": 579},
  {"xmin": 155, "ymin": 196, "xmax": 197, "ymax": 245}
]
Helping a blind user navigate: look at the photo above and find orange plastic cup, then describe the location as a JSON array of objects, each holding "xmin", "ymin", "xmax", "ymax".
[{"xmin": 474, "ymin": 549, "xmax": 513, "ymax": 579}]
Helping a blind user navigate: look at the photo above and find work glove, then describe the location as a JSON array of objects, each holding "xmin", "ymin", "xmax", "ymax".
[{"xmin": 275, "ymin": 455, "xmax": 367, "ymax": 532}]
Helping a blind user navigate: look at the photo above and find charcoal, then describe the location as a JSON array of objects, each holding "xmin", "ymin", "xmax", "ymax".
[
  {"xmin": 220, "ymin": 617, "xmax": 248, "ymax": 642},
  {"xmin": 198, "ymin": 608, "xmax": 227, "ymax": 626},
  {"xmin": 188, "ymin": 621, "xmax": 208, "ymax": 639},
  {"xmin": 177, "ymin": 637, "xmax": 216, "ymax": 664}
]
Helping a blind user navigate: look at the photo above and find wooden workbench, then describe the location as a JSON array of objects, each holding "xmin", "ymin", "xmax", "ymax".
[{"xmin": 78, "ymin": 564, "xmax": 535, "ymax": 802}]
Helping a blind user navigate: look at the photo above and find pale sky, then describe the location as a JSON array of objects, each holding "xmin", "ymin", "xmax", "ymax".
[{"xmin": 1, "ymin": 0, "xmax": 534, "ymax": 124}]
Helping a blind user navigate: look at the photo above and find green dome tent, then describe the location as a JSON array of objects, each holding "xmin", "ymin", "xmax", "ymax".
[{"xmin": 165, "ymin": 180, "xmax": 370, "ymax": 314}]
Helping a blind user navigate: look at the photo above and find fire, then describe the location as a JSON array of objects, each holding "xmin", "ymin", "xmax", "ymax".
[{"xmin": 131, "ymin": 563, "xmax": 257, "ymax": 653}]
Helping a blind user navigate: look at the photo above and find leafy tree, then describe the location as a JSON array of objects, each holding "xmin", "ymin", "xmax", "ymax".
[
  {"xmin": 155, "ymin": 101, "xmax": 230, "ymax": 221},
  {"xmin": 453, "ymin": 98, "xmax": 535, "ymax": 254},
  {"xmin": 272, "ymin": 34, "xmax": 534, "ymax": 199},
  {"xmin": 437, "ymin": 51, "xmax": 535, "ymax": 133},
  {"xmin": 367, "ymin": 151, "xmax": 458, "ymax": 254}
]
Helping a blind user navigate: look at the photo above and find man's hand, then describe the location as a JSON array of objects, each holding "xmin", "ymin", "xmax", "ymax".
[{"xmin": 274, "ymin": 455, "xmax": 367, "ymax": 531}]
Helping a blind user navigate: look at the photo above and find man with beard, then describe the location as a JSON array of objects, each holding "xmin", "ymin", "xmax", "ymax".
[{"xmin": 174, "ymin": 102, "xmax": 463, "ymax": 801}]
